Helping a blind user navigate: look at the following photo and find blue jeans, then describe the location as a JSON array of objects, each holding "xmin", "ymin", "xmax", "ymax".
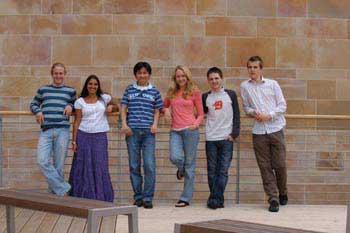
[
  {"xmin": 37, "ymin": 127, "xmax": 71, "ymax": 196},
  {"xmin": 126, "ymin": 128, "xmax": 156, "ymax": 202},
  {"xmin": 170, "ymin": 129, "xmax": 200, "ymax": 202},
  {"xmin": 206, "ymin": 140, "xmax": 233, "ymax": 205}
]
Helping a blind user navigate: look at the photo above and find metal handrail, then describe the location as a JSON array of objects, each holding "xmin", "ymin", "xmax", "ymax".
[
  {"xmin": 1, "ymin": 111, "xmax": 350, "ymax": 204},
  {"xmin": 0, "ymin": 111, "xmax": 120, "ymax": 116},
  {"xmin": 1, "ymin": 111, "xmax": 350, "ymax": 120}
]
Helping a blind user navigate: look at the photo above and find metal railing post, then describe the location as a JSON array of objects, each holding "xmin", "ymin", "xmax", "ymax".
[
  {"xmin": 236, "ymin": 139, "xmax": 240, "ymax": 204},
  {"xmin": 117, "ymin": 116, "xmax": 123, "ymax": 203},
  {"xmin": 346, "ymin": 205, "xmax": 350, "ymax": 233},
  {"xmin": 0, "ymin": 116, "xmax": 3, "ymax": 187}
]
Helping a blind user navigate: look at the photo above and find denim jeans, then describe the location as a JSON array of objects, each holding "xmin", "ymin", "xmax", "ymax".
[
  {"xmin": 126, "ymin": 128, "xmax": 156, "ymax": 202},
  {"xmin": 170, "ymin": 129, "xmax": 200, "ymax": 202},
  {"xmin": 205, "ymin": 140, "xmax": 233, "ymax": 205},
  {"xmin": 37, "ymin": 127, "xmax": 71, "ymax": 196}
]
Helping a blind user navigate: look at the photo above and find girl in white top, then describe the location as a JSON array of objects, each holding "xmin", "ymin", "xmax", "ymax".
[
  {"xmin": 69, "ymin": 75, "xmax": 117, "ymax": 202},
  {"xmin": 74, "ymin": 92, "xmax": 111, "ymax": 133}
]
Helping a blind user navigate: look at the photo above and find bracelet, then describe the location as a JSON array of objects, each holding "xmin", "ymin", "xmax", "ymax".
[{"xmin": 71, "ymin": 141, "xmax": 76, "ymax": 145}]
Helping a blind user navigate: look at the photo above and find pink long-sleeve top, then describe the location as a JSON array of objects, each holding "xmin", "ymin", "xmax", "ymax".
[{"xmin": 163, "ymin": 90, "xmax": 204, "ymax": 130}]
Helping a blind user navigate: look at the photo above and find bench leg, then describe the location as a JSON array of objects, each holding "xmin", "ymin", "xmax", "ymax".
[
  {"xmin": 174, "ymin": 223, "xmax": 181, "ymax": 233},
  {"xmin": 6, "ymin": 205, "xmax": 15, "ymax": 233},
  {"xmin": 87, "ymin": 211, "xmax": 99, "ymax": 233},
  {"xmin": 346, "ymin": 205, "xmax": 350, "ymax": 233},
  {"xmin": 128, "ymin": 209, "xmax": 138, "ymax": 233}
]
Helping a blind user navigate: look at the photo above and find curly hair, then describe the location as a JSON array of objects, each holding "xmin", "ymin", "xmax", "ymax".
[{"xmin": 166, "ymin": 65, "xmax": 199, "ymax": 100}]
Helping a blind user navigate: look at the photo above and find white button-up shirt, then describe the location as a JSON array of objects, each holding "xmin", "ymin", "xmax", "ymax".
[{"xmin": 240, "ymin": 77, "xmax": 286, "ymax": 134}]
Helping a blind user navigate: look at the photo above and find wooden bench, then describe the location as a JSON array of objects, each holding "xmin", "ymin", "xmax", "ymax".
[
  {"xmin": 0, "ymin": 189, "xmax": 138, "ymax": 233},
  {"xmin": 174, "ymin": 219, "xmax": 322, "ymax": 233}
]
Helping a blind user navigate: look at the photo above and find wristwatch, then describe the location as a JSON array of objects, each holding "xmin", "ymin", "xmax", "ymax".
[{"xmin": 71, "ymin": 141, "xmax": 76, "ymax": 145}]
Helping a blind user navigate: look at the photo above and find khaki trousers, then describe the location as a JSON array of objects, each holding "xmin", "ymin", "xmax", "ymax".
[{"xmin": 252, "ymin": 130, "xmax": 288, "ymax": 203}]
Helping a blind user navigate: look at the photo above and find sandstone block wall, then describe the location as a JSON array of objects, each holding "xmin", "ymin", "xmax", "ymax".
[{"xmin": 0, "ymin": 0, "xmax": 350, "ymax": 204}]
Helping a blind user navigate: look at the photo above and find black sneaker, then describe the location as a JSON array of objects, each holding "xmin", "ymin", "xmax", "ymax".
[
  {"xmin": 143, "ymin": 201, "xmax": 153, "ymax": 209},
  {"xmin": 268, "ymin": 200, "xmax": 279, "ymax": 212},
  {"xmin": 279, "ymin": 195, "xmax": 288, "ymax": 206},
  {"xmin": 133, "ymin": 199, "xmax": 144, "ymax": 207},
  {"xmin": 207, "ymin": 202, "xmax": 218, "ymax": 210},
  {"xmin": 217, "ymin": 203, "xmax": 224, "ymax": 208}
]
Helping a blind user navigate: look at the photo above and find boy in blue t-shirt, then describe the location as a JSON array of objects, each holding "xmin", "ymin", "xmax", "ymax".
[{"xmin": 121, "ymin": 61, "xmax": 163, "ymax": 209}]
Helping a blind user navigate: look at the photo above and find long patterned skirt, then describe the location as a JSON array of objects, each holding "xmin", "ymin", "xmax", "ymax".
[{"xmin": 69, "ymin": 130, "xmax": 114, "ymax": 202}]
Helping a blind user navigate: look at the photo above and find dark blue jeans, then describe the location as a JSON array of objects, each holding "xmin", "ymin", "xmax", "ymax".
[
  {"xmin": 126, "ymin": 128, "xmax": 156, "ymax": 202},
  {"xmin": 206, "ymin": 140, "xmax": 233, "ymax": 205}
]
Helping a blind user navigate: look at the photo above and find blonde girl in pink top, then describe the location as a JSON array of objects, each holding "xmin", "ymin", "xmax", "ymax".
[{"xmin": 163, "ymin": 65, "xmax": 204, "ymax": 207}]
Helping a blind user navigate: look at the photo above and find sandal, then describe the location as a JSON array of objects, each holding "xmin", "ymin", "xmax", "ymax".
[
  {"xmin": 175, "ymin": 200, "xmax": 189, "ymax": 207},
  {"xmin": 176, "ymin": 169, "xmax": 184, "ymax": 180}
]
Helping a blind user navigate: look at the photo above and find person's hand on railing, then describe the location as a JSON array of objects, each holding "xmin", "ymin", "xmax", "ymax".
[
  {"xmin": 35, "ymin": 112, "xmax": 44, "ymax": 125},
  {"xmin": 188, "ymin": 125, "xmax": 198, "ymax": 130},
  {"xmin": 163, "ymin": 108, "xmax": 172, "ymax": 124},
  {"xmin": 72, "ymin": 142, "xmax": 77, "ymax": 153},
  {"xmin": 225, "ymin": 135, "xmax": 238, "ymax": 142},
  {"xmin": 63, "ymin": 105, "xmax": 73, "ymax": 117},
  {"xmin": 255, "ymin": 112, "xmax": 272, "ymax": 122},
  {"xmin": 121, "ymin": 124, "xmax": 133, "ymax": 136},
  {"xmin": 150, "ymin": 123, "xmax": 157, "ymax": 134},
  {"xmin": 106, "ymin": 105, "xmax": 113, "ymax": 113}
]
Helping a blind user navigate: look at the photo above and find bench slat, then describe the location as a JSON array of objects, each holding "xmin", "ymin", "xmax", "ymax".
[
  {"xmin": 4, "ymin": 209, "xmax": 34, "ymax": 233},
  {"xmin": 179, "ymin": 219, "xmax": 322, "ymax": 233},
  {"xmin": 36, "ymin": 213, "xmax": 60, "ymax": 233},
  {"xmin": 51, "ymin": 215, "xmax": 73, "ymax": 233},
  {"xmin": 181, "ymin": 223, "xmax": 260, "ymax": 233},
  {"xmin": 0, "ymin": 190, "xmax": 118, "ymax": 218},
  {"xmin": 212, "ymin": 220, "xmax": 319, "ymax": 233},
  {"xmin": 19, "ymin": 211, "xmax": 46, "ymax": 233},
  {"xmin": 67, "ymin": 217, "xmax": 87, "ymax": 233},
  {"xmin": 0, "ymin": 189, "xmax": 138, "ymax": 233},
  {"xmin": 99, "ymin": 216, "xmax": 117, "ymax": 233}
]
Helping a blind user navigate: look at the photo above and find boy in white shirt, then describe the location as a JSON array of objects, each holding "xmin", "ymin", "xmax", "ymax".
[{"xmin": 240, "ymin": 56, "xmax": 288, "ymax": 212}]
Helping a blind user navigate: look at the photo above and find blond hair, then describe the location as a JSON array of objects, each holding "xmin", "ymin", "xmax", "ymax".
[
  {"xmin": 166, "ymin": 65, "xmax": 198, "ymax": 100},
  {"xmin": 51, "ymin": 62, "xmax": 66, "ymax": 75}
]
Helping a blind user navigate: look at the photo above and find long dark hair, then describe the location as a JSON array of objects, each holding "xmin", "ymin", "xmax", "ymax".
[{"xmin": 80, "ymin": 75, "xmax": 103, "ymax": 98}]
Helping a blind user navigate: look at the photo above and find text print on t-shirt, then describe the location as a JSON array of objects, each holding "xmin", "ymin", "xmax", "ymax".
[
  {"xmin": 129, "ymin": 92, "xmax": 155, "ymax": 101},
  {"xmin": 213, "ymin": 100, "xmax": 223, "ymax": 110}
]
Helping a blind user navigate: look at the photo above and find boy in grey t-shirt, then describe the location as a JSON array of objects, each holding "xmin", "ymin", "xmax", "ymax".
[{"xmin": 202, "ymin": 67, "xmax": 240, "ymax": 209}]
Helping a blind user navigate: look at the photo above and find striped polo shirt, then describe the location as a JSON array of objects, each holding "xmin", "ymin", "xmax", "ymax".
[
  {"xmin": 121, "ymin": 82, "xmax": 163, "ymax": 129},
  {"xmin": 30, "ymin": 84, "xmax": 76, "ymax": 130}
]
